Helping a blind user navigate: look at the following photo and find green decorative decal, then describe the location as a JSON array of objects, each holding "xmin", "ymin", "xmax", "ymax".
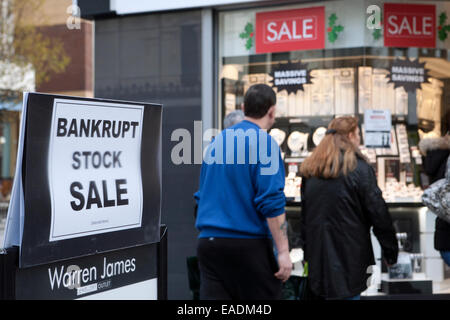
[
  {"xmin": 372, "ymin": 13, "xmax": 383, "ymax": 41},
  {"xmin": 239, "ymin": 22, "xmax": 254, "ymax": 50},
  {"xmin": 438, "ymin": 12, "xmax": 450, "ymax": 42},
  {"xmin": 373, "ymin": 28, "xmax": 382, "ymax": 40},
  {"xmin": 327, "ymin": 13, "xmax": 344, "ymax": 43}
]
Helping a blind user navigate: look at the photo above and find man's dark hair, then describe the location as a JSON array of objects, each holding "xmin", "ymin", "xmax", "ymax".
[{"xmin": 243, "ymin": 84, "xmax": 276, "ymax": 119}]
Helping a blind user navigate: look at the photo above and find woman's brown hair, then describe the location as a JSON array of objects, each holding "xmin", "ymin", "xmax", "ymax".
[{"xmin": 300, "ymin": 116, "xmax": 365, "ymax": 179}]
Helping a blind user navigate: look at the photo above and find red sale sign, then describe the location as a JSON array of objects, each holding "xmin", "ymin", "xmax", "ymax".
[
  {"xmin": 255, "ymin": 7, "xmax": 325, "ymax": 54},
  {"xmin": 384, "ymin": 3, "xmax": 436, "ymax": 48}
]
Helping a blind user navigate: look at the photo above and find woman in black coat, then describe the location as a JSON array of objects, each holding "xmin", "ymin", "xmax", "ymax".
[
  {"xmin": 419, "ymin": 134, "xmax": 450, "ymax": 266},
  {"xmin": 299, "ymin": 117, "xmax": 398, "ymax": 300}
]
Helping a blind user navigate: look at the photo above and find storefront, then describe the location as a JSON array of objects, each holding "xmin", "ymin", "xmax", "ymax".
[
  {"xmin": 80, "ymin": 0, "xmax": 450, "ymax": 298},
  {"xmin": 217, "ymin": 0, "xmax": 450, "ymax": 295}
]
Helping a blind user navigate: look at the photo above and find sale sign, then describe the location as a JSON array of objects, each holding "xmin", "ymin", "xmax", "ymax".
[
  {"xmin": 48, "ymin": 99, "xmax": 144, "ymax": 242},
  {"xmin": 3, "ymin": 93, "xmax": 162, "ymax": 268},
  {"xmin": 384, "ymin": 3, "xmax": 436, "ymax": 48},
  {"xmin": 255, "ymin": 7, "xmax": 325, "ymax": 54}
]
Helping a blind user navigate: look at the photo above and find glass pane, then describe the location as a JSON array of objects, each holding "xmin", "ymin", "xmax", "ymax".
[{"xmin": 217, "ymin": 4, "xmax": 450, "ymax": 205}]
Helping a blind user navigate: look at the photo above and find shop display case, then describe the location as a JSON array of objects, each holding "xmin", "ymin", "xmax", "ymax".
[
  {"xmin": 219, "ymin": 47, "xmax": 450, "ymax": 290},
  {"xmin": 220, "ymin": 50, "xmax": 448, "ymax": 207}
]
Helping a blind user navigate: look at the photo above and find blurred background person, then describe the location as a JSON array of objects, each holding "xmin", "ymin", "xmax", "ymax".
[
  {"xmin": 299, "ymin": 116, "xmax": 398, "ymax": 300},
  {"xmin": 223, "ymin": 109, "xmax": 244, "ymax": 129}
]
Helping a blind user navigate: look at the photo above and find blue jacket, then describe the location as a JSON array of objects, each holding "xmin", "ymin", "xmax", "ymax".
[{"xmin": 194, "ymin": 120, "xmax": 286, "ymax": 239}]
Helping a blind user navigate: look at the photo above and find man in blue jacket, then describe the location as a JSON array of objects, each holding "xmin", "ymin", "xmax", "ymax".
[{"xmin": 194, "ymin": 84, "xmax": 292, "ymax": 300}]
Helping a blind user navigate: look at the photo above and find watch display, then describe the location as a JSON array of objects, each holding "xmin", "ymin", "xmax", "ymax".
[
  {"xmin": 221, "ymin": 63, "xmax": 445, "ymax": 205},
  {"xmin": 287, "ymin": 131, "xmax": 309, "ymax": 156},
  {"xmin": 269, "ymin": 128, "xmax": 286, "ymax": 147},
  {"xmin": 312, "ymin": 127, "xmax": 327, "ymax": 146}
]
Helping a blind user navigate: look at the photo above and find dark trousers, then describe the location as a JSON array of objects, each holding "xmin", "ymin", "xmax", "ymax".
[{"xmin": 197, "ymin": 237, "xmax": 282, "ymax": 300}]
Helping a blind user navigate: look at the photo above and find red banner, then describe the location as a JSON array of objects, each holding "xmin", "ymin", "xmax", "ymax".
[
  {"xmin": 255, "ymin": 7, "xmax": 325, "ymax": 54},
  {"xmin": 384, "ymin": 3, "xmax": 436, "ymax": 48}
]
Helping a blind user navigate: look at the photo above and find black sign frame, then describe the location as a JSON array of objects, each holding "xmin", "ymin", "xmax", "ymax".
[
  {"xmin": 20, "ymin": 93, "xmax": 162, "ymax": 268},
  {"xmin": 0, "ymin": 225, "xmax": 168, "ymax": 300}
]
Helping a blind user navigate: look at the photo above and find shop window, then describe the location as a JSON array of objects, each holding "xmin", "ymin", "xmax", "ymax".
[{"xmin": 218, "ymin": 8, "xmax": 450, "ymax": 205}]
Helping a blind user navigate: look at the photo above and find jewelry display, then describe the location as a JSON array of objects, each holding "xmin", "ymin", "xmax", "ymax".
[
  {"xmin": 269, "ymin": 128, "xmax": 286, "ymax": 147},
  {"xmin": 287, "ymin": 131, "xmax": 309, "ymax": 156},
  {"xmin": 312, "ymin": 127, "xmax": 327, "ymax": 146}
]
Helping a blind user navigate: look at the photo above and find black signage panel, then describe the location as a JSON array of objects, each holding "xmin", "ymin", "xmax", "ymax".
[
  {"xmin": 5, "ymin": 93, "xmax": 162, "ymax": 268},
  {"xmin": 388, "ymin": 58, "xmax": 430, "ymax": 92},
  {"xmin": 269, "ymin": 61, "xmax": 312, "ymax": 94},
  {"xmin": 15, "ymin": 243, "xmax": 158, "ymax": 299}
]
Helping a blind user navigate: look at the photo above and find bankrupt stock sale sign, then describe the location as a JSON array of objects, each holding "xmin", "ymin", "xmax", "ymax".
[
  {"xmin": 48, "ymin": 99, "xmax": 144, "ymax": 241},
  {"xmin": 3, "ymin": 93, "xmax": 162, "ymax": 268},
  {"xmin": 255, "ymin": 7, "xmax": 325, "ymax": 54},
  {"xmin": 384, "ymin": 3, "xmax": 436, "ymax": 48}
]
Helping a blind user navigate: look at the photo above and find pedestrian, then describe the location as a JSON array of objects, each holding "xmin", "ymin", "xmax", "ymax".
[
  {"xmin": 299, "ymin": 116, "xmax": 398, "ymax": 300},
  {"xmin": 223, "ymin": 109, "xmax": 244, "ymax": 129},
  {"xmin": 194, "ymin": 83, "xmax": 292, "ymax": 300},
  {"xmin": 419, "ymin": 129, "xmax": 450, "ymax": 267}
]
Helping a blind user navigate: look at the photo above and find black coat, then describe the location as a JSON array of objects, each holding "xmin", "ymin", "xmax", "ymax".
[
  {"xmin": 419, "ymin": 136, "xmax": 450, "ymax": 251},
  {"xmin": 300, "ymin": 157, "xmax": 398, "ymax": 299}
]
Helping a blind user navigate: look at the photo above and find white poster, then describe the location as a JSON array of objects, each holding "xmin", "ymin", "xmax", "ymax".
[
  {"xmin": 48, "ymin": 99, "xmax": 144, "ymax": 242},
  {"xmin": 364, "ymin": 109, "xmax": 392, "ymax": 148}
]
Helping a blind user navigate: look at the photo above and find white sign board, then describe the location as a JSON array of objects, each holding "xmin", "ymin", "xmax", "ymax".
[
  {"xmin": 48, "ymin": 99, "xmax": 144, "ymax": 242},
  {"xmin": 364, "ymin": 109, "xmax": 392, "ymax": 148}
]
